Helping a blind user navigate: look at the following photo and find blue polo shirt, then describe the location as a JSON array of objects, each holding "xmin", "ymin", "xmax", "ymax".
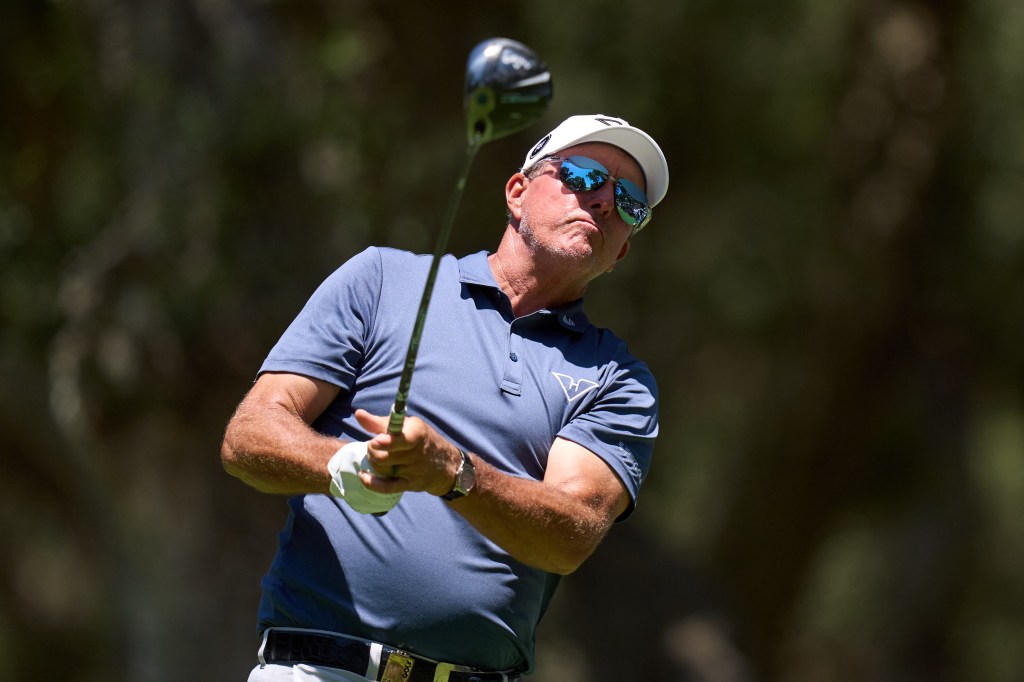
[{"xmin": 256, "ymin": 246, "xmax": 658, "ymax": 673}]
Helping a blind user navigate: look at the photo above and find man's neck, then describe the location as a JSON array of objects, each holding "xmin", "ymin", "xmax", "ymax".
[{"xmin": 489, "ymin": 229, "xmax": 588, "ymax": 317}]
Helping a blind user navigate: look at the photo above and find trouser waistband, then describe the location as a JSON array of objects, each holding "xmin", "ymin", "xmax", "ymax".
[{"xmin": 258, "ymin": 628, "xmax": 521, "ymax": 682}]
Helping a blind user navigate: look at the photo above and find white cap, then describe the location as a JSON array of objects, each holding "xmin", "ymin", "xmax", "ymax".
[{"xmin": 521, "ymin": 114, "xmax": 669, "ymax": 207}]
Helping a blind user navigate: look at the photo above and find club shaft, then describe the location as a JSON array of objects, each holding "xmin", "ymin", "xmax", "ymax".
[{"xmin": 388, "ymin": 139, "xmax": 481, "ymax": 435}]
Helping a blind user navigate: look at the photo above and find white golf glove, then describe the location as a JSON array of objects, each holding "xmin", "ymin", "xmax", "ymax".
[{"xmin": 327, "ymin": 441, "xmax": 402, "ymax": 515}]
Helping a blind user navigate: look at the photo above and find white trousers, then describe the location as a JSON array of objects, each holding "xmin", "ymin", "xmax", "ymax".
[{"xmin": 248, "ymin": 663, "xmax": 371, "ymax": 682}]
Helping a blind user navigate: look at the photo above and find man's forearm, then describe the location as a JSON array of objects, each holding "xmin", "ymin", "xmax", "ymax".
[
  {"xmin": 449, "ymin": 455, "xmax": 623, "ymax": 575},
  {"xmin": 351, "ymin": 409, "xmax": 630, "ymax": 574},
  {"xmin": 220, "ymin": 401, "xmax": 340, "ymax": 495}
]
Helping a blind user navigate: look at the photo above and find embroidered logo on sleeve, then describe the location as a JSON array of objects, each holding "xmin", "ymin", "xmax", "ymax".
[
  {"xmin": 552, "ymin": 372, "xmax": 599, "ymax": 403},
  {"xmin": 618, "ymin": 441, "xmax": 643, "ymax": 483}
]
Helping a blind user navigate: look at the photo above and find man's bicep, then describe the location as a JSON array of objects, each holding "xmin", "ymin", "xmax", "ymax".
[
  {"xmin": 544, "ymin": 437, "xmax": 631, "ymax": 521},
  {"xmin": 248, "ymin": 371, "xmax": 341, "ymax": 424}
]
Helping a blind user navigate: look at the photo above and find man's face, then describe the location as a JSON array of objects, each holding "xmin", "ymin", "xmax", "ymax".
[{"xmin": 509, "ymin": 142, "xmax": 646, "ymax": 276}]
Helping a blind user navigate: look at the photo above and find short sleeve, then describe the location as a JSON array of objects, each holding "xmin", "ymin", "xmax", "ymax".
[
  {"xmin": 259, "ymin": 246, "xmax": 383, "ymax": 390},
  {"xmin": 558, "ymin": 351, "xmax": 658, "ymax": 520}
]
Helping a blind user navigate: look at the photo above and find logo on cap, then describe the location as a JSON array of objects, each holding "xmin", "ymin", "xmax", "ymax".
[{"xmin": 528, "ymin": 134, "xmax": 551, "ymax": 160}]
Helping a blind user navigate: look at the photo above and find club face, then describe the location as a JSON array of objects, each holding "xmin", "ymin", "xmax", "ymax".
[{"xmin": 464, "ymin": 38, "xmax": 553, "ymax": 145}]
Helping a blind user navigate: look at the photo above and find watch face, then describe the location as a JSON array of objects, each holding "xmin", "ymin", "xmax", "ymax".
[
  {"xmin": 443, "ymin": 451, "xmax": 475, "ymax": 500},
  {"xmin": 457, "ymin": 460, "xmax": 476, "ymax": 493}
]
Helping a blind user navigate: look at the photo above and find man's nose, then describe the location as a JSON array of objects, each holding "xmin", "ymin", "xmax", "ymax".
[{"xmin": 587, "ymin": 180, "xmax": 616, "ymax": 217}]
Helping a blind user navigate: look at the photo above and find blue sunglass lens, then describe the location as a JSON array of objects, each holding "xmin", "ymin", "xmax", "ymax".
[
  {"xmin": 614, "ymin": 178, "xmax": 651, "ymax": 227},
  {"xmin": 558, "ymin": 156, "xmax": 651, "ymax": 229},
  {"xmin": 559, "ymin": 158, "xmax": 609, "ymax": 193}
]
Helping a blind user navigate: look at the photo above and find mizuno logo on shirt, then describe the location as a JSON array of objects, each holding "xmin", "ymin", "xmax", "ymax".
[{"xmin": 551, "ymin": 372, "xmax": 599, "ymax": 403}]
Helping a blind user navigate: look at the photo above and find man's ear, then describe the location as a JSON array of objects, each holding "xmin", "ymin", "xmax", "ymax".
[{"xmin": 506, "ymin": 173, "xmax": 528, "ymax": 222}]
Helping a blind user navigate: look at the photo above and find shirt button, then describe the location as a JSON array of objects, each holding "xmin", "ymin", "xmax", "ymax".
[{"xmin": 509, "ymin": 353, "xmax": 518, "ymax": 362}]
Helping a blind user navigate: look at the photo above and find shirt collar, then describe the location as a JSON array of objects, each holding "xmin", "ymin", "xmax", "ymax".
[
  {"xmin": 458, "ymin": 251, "xmax": 590, "ymax": 333},
  {"xmin": 458, "ymin": 251, "xmax": 500, "ymax": 288}
]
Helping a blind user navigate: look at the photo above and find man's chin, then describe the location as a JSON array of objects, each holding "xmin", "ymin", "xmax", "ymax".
[
  {"xmin": 523, "ymin": 228, "xmax": 595, "ymax": 262},
  {"xmin": 549, "ymin": 237, "xmax": 594, "ymax": 262}
]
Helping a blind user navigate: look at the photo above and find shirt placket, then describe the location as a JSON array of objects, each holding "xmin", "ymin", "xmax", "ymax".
[{"xmin": 500, "ymin": 320, "xmax": 525, "ymax": 396}]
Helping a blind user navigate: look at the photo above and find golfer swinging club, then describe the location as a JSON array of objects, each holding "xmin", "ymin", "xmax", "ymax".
[{"xmin": 221, "ymin": 113, "xmax": 669, "ymax": 682}]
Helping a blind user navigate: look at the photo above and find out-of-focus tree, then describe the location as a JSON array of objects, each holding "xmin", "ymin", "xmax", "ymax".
[{"xmin": 1, "ymin": 1, "xmax": 1022, "ymax": 681}]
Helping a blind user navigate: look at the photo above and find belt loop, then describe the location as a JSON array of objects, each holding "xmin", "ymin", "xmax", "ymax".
[
  {"xmin": 366, "ymin": 642, "xmax": 384, "ymax": 680},
  {"xmin": 257, "ymin": 629, "xmax": 271, "ymax": 666}
]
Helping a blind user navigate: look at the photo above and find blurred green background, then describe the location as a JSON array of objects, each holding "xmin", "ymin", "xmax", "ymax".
[{"xmin": 2, "ymin": 1, "xmax": 1023, "ymax": 680}]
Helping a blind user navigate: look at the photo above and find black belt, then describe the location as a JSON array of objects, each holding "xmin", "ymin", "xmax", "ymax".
[{"xmin": 260, "ymin": 629, "xmax": 520, "ymax": 682}]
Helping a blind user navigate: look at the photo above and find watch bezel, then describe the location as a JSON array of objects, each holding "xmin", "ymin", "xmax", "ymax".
[{"xmin": 441, "ymin": 449, "xmax": 475, "ymax": 500}]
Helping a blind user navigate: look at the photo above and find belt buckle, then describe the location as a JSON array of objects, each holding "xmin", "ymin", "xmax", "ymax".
[
  {"xmin": 431, "ymin": 662, "xmax": 455, "ymax": 682},
  {"xmin": 380, "ymin": 650, "xmax": 415, "ymax": 682}
]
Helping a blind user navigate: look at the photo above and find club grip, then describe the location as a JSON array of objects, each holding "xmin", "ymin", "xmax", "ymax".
[{"xmin": 387, "ymin": 407, "xmax": 405, "ymax": 435}]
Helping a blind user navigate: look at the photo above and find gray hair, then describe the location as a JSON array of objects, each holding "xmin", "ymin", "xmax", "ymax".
[
  {"xmin": 506, "ymin": 157, "xmax": 559, "ymax": 225},
  {"xmin": 522, "ymin": 155, "xmax": 559, "ymax": 179}
]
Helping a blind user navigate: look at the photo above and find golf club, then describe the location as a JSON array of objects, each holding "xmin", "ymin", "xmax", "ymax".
[{"xmin": 386, "ymin": 37, "xmax": 553, "ymax": 438}]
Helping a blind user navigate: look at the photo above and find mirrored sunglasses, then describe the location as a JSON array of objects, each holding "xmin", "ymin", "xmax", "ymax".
[{"xmin": 548, "ymin": 155, "xmax": 652, "ymax": 232}]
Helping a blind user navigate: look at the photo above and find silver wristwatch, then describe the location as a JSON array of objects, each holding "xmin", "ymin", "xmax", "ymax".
[{"xmin": 441, "ymin": 449, "xmax": 476, "ymax": 501}]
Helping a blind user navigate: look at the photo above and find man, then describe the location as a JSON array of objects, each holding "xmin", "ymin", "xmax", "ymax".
[{"xmin": 222, "ymin": 114, "xmax": 669, "ymax": 682}]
